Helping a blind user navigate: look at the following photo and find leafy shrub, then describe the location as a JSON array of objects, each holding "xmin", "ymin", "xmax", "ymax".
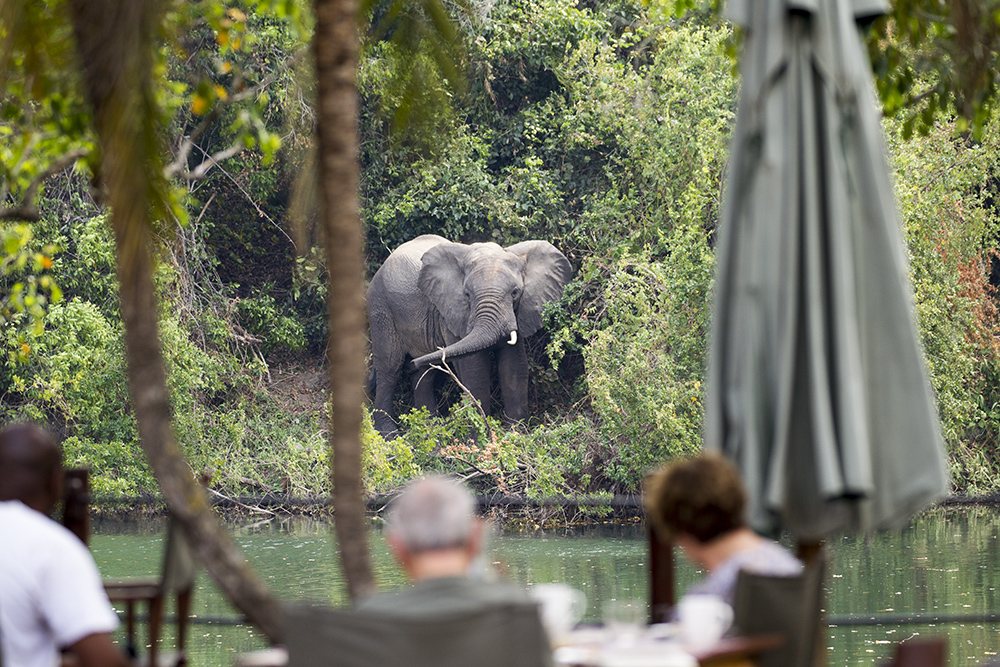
[
  {"xmin": 236, "ymin": 292, "xmax": 306, "ymax": 356},
  {"xmin": 890, "ymin": 118, "xmax": 1000, "ymax": 492},
  {"xmin": 581, "ymin": 223, "xmax": 712, "ymax": 489},
  {"xmin": 62, "ymin": 436, "xmax": 156, "ymax": 496}
]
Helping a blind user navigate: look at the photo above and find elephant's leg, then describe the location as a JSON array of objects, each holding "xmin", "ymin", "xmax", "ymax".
[
  {"xmin": 452, "ymin": 352, "xmax": 493, "ymax": 415},
  {"xmin": 411, "ymin": 366, "xmax": 439, "ymax": 416},
  {"xmin": 496, "ymin": 341, "xmax": 529, "ymax": 424},
  {"xmin": 370, "ymin": 317, "xmax": 405, "ymax": 437},
  {"xmin": 372, "ymin": 360, "xmax": 403, "ymax": 437}
]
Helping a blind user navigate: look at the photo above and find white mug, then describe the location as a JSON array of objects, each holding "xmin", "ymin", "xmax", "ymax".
[
  {"xmin": 676, "ymin": 594, "xmax": 733, "ymax": 650},
  {"xmin": 530, "ymin": 583, "xmax": 587, "ymax": 643}
]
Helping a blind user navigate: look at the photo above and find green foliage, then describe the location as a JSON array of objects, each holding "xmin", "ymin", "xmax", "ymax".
[
  {"xmin": 0, "ymin": 224, "xmax": 62, "ymax": 346},
  {"xmin": 888, "ymin": 117, "xmax": 1000, "ymax": 493},
  {"xmin": 362, "ymin": 408, "xmax": 421, "ymax": 493},
  {"xmin": 62, "ymin": 436, "xmax": 156, "ymax": 496},
  {"xmin": 521, "ymin": 24, "xmax": 735, "ymax": 255},
  {"xmin": 581, "ymin": 224, "xmax": 711, "ymax": 489},
  {"xmin": 0, "ymin": 0, "xmax": 95, "ymax": 212},
  {"xmin": 175, "ymin": 395, "xmax": 330, "ymax": 497},
  {"xmin": 236, "ymin": 293, "xmax": 306, "ymax": 356},
  {"xmin": 36, "ymin": 212, "xmax": 117, "ymax": 319},
  {"xmin": 3, "ymin": 299, "xmax": 127, "ymax": 429},
  {"xmin": 867, "ymin": 0, "xmax": 1000, "ymax": 140},
  {"xmin": 368, "ymin": 133, "xmax": 505, "ymax": 250},
  {"xmin": 388, "ymin": 398, "xmax": 603, "ymax": 497},
  {"xmin": 5, "ymin": 0, "xmax": 1000, "ymax": 505}
]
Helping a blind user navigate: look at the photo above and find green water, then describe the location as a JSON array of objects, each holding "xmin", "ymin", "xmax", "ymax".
[{"xmin": 89, "ymin": 506, "xmax": 1000, "ymax": 666}]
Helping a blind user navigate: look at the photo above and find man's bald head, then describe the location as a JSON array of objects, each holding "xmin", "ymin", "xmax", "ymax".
[{"xmin": 0, "ymin": 423, "xmax": 63, "ymax": 513}]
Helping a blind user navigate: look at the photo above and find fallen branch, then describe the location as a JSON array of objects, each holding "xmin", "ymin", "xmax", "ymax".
[{"xmin": 206, "ymin": 486, "xmax": 276, "ymax": 516}]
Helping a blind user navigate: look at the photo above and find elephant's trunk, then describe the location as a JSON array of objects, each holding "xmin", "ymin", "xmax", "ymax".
[{"xmin": 412, "ymin": 292, "xmax": 516, "ymax": 368}]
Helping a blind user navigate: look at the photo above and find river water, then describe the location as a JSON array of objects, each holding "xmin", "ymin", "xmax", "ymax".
[{"xmin": 89, "ymin": 505, "xmax": 1000, "ymax": 666}]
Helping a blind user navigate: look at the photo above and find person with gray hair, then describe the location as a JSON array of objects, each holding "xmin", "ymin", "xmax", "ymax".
[
  {"xmin": 360, "ymin": 475, "xmax": 537, "ymax": 617},
  {"xmin": 381, "ymin": 475, "xmax": 484, "ymax": 583},
  {"xmin": 295, "ymin": 476, "xmax": 552, "ymax": 667}
]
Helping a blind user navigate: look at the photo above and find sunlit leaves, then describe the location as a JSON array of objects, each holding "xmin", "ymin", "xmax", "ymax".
[
  {"xmin": 867, "ymin": 0, "xmax": 1000, "ymax": 139},
  {"xmin": 360, "ymin": 0, "xmax": 471, "ymax": 143},
  {"xmin": 0, "ymin": 1, "xmax": 94, "ymax": 214},
  {"xmin": 0, "ymin": 225, "xmax": 62, "ymax": 357}
]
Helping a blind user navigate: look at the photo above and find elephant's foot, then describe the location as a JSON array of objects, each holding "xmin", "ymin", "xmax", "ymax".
[{"xmin": 372, "ymin": 411, "xmax": 400, "ymax": 440}]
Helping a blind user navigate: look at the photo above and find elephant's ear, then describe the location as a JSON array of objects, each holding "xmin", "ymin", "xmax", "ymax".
[
  {"xmin": 419, "ymin": 242, "xmax": 472, "ymax": 338},
  {"xmin": 505, "ymin": 241, "xmax": 573, "ymax": 337}
]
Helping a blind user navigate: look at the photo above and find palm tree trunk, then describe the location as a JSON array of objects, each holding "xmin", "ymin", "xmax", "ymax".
[
  {"xmin": 313, "ymin": 0, "xmax": 377, "ymax": 600},
  {"xmin": 68, "ymin": 0, "xmax": 283, "ymax": 642}
]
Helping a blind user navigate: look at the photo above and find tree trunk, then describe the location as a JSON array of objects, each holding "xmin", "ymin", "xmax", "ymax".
[
  {"xmin": 67, "ymin": 0, "xmax": 284, "ymax": 642},
  {"xmin": 313, "ymin": 0, "xmax": 377, "ymax": 600}
]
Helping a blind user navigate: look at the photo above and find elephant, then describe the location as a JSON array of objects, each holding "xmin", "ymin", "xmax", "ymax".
[{"xmin": 367, "ymin": 234, "xmax": 573, "ymax": 437}]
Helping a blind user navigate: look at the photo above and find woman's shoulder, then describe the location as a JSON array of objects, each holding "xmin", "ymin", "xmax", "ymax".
[{"xmin": 734, "ymin": 539, "xmax": 802, "ymax": 576}]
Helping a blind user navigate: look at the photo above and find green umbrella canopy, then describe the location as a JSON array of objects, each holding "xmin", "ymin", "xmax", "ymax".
[{"xmin": 704, "ymin": 0, "xmax": 951, "ymax": 542}]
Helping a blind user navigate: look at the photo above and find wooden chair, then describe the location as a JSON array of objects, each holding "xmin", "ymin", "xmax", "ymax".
[
  {"xmin": 62, "ymin": 467, "xmax": 91, "ymax": 545},
  {"xmin": 732, "ymin": 557, "xmax": 826, "ymax": 667},
  {"xmin": 103, "ymin": 515, "xmax": 197, "ymax": 667},
  {"xmin": 882, "ymin": 638, "xmax": 947, "ymax": 667},
  {"xmin": 283, "ymin": 599, "xmax": 552, "ymax": 667},
  {"xmin": 648, "ymin": 523, "xmax": 676, "ymax": 623}
]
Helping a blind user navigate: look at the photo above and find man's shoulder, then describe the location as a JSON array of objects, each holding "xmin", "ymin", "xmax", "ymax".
[
  {"xmin": 359, "ymin": 577, "xmax": 531, "ymax": 616},
  {"xmin": 0, "ymin": 500, "xmax": 86, "ymax": 549}
]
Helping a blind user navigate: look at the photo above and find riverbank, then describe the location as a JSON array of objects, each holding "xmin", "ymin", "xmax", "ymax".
[{"xmin": 87, "ymin": 490, "xmax": 1000, "ymax": 530}]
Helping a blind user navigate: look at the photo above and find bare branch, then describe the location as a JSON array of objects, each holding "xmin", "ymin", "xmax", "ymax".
[
  {"xmin": 164, "ymin": 52, "xmax": 304, "ymax": 180},
  {"xmin": 185, "ymin": 141, "xmax": 245, "ymax": 180},
  {"xmin": 193, "ymin": 147, "xmax": 294, "ymax": 245},
  {"xmin": 0, "ymin": 148, "xmax": 89, "ymax": 222}
]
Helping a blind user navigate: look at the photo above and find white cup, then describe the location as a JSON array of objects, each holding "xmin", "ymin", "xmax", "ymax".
[
  {"xmin": 676, "ymin": 594, "xmax": 733, "ymax": 650},
  {"xmin": 602, "ymin": 598, "xmax": 646, "ymax": 646},
  {"xmin": 530, "ymin": 583, "xmax": 587, "ymax": 644}
]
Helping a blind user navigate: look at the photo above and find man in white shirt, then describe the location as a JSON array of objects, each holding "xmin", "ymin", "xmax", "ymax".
[{"xmin": 0, "ymin": 423, "xmax": 128, "ymax": 667}]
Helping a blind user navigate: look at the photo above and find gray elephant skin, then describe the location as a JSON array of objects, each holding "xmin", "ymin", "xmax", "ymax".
[{"xmin": 367, "ymin": 234, "xmax": 573, "ymax": 437}]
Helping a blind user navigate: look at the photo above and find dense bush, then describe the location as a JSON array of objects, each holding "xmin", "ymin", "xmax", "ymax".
[
  {"xmin": 889, "ymin": 119, "xmax": 1000, "ymax": 493},
  {"xmin": 4, "ymin": 0, "xmax": 1000, "ymax": 502}
]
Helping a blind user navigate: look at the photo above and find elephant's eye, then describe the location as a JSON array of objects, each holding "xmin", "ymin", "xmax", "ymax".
[{"xmin": 512, "ymin": 287, "xmax": 521, "ymax": 300}]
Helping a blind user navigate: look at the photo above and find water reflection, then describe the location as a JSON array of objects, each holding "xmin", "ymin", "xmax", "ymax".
[{"xmin": 89, "ymin": 506, "xmax": 1000, "ymax": 666}]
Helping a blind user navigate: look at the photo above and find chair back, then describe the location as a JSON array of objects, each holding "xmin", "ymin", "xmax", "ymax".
[
  {"xmin": 160, "ymin": 514, "xmax": 197, "ymax": 593},
  {"xmin": 62, "ymin": 467, "xmax": 91, "ymax": 545},
  {"xmin": 732, "ymin": 557, "xmax": 825, "ymax": 667},
  {"xmin": 284, "ymin": 599, "xmax": 552, "ymax": 667},
  {"xmin": 884, "ymin": 638, "xmax": 947, "ymax": 667}
]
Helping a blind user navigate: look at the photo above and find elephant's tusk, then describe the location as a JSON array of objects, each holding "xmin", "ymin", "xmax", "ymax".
[{"xmin": 507, "ymin": 330, "xmax": 517, "ymax": 346}]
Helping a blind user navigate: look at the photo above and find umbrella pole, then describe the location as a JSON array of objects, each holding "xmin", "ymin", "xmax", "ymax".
[{"xmin": 797, "ymin": 541, "xmax": 827, "ymax": 667}]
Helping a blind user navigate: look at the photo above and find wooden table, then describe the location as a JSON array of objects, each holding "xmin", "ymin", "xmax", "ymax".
[
  {"xmin": 232, "ymin": 632, "xmax": 784, "ymax": 667},
  {"xmin": 690, "ymin": 634, "xmax": 785, "ymax": 667},
  {"xmin": 551, "ymin": 629, "xmax": 784, "ymax": 667}
]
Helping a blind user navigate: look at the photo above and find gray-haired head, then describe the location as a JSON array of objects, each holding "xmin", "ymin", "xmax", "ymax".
[{"xmin": 385, "ymin": 476, "xmax": 478, "ymax": 553}]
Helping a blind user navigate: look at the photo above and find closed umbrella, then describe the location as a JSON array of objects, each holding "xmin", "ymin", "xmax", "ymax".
[{"xmin": 704, "ymin": 0, "xmax": 950, "ymax": 542}]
